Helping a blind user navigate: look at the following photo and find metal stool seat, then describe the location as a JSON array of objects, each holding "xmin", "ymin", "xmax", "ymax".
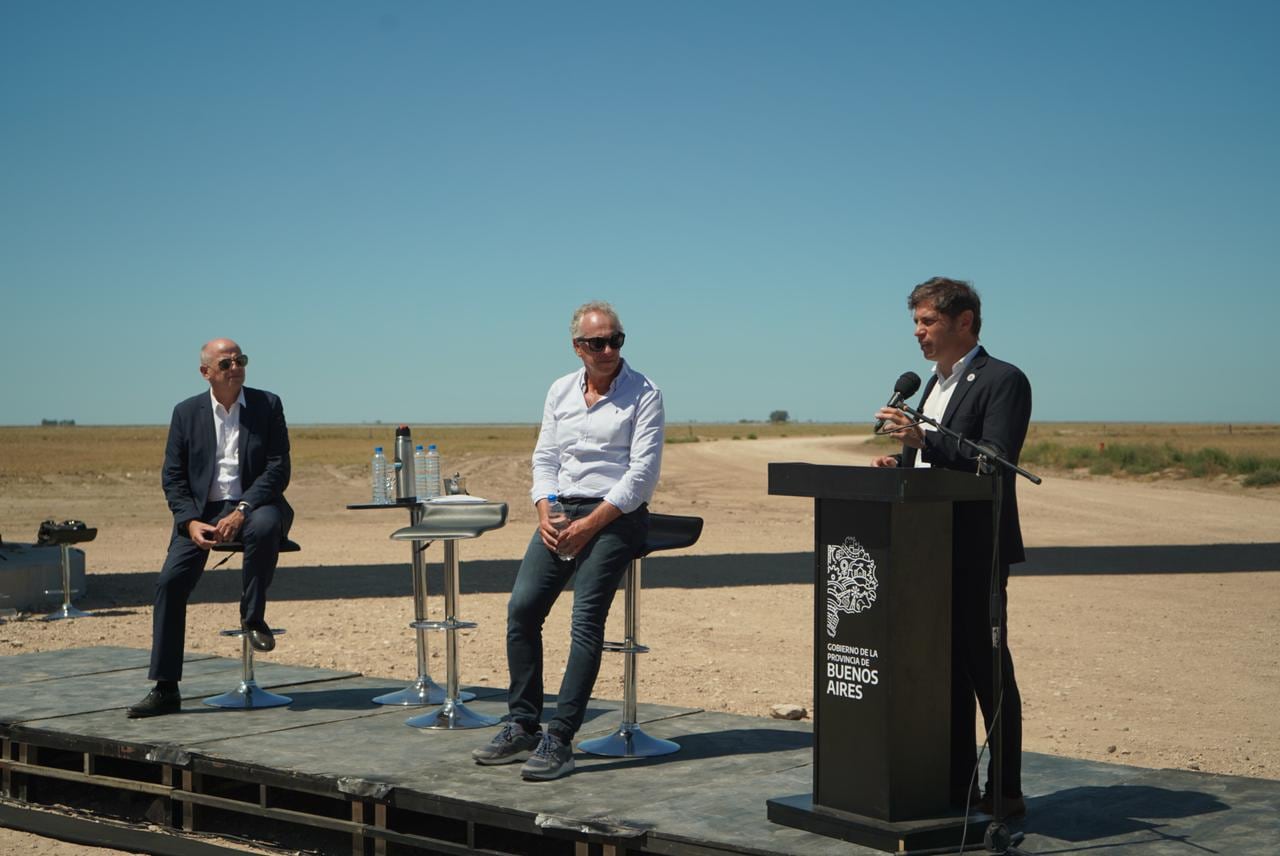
[
  {"xmin": 391, "ymin": 500, "xmax": 508, "ymax": 729},
  {"xmin": 203, "ymin": 538, "xmax": 301, "ymax": 709},
  {"xmin": 209, "ymin": 537, "xmax": 302, "ymax": 569},
  {"xmin": 579, "ymin": 512, "xmax": 704, "ymax": 758}
]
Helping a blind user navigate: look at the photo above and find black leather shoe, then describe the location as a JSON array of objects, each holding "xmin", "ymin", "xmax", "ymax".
[
  {"xmin": 978, "ymin": 793, "xmax": 1027, "ymax": 820},
  {"xmin": 243, "ymin": 622, "xmax": 276, "ymax": 652},
  {"xmin": 126, "ymin": 687, "xmax": 181, "ymax": 718}
]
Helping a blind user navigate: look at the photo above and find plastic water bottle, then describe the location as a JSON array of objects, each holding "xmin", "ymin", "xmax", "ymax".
[
  {"xmin": 422, "ymin": 444, "xmax": 442, "ymax": 499},
  {"xmin": 546, "ymin": 494, "xmax": 573, "ymax": 560},
  {"xmin": 371, "ymin": 447, "xmax": 390, "ymax": 504},
  {"xmin": 414, "ymin": 445, "xmax": 430, "ymax": 501}
]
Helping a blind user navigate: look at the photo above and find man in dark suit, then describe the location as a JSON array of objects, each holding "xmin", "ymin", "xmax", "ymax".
[
  {"xmin": 127, "ymin": 338, "xmax": 293, "ymax": 718},
  {"xmin": 873, "ymin": 277, "xmax": 1032, "ymax": 819}
]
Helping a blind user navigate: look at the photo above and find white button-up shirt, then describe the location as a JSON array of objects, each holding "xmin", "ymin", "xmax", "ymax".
[
  {"xmin": 530, "ymin": 360, "xmax": 664, "ymax": 513},
  {"xmin": 208, "ymin": 388, "xmax": 247, "ymax": 501},
  {"xmin": 914, "ymin": 344, "xmax": 981, "ymax": 469}
]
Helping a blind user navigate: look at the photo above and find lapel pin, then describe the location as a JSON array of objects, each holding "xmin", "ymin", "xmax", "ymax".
[{"xmin": 966, "ymin": 373, "xmax": 976, "ymax": 382}]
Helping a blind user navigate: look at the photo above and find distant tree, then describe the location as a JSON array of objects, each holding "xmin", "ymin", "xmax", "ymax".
[{"xmin": 769, "ymin": 410, "xmax": 789, "ymax": 423}]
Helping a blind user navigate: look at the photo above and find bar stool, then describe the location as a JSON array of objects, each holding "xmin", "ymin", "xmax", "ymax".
[
  {"xmin": 42, "ymin": 523, "xmax": 97, "ymax": 621},
  {"xmin": 391, "ymin": 500, "xmax": 508, "ymax": 729},
  {"xmin": 579, "ymin": 512, "xmax": 703, "ymax": 757},
  {"xmin": 203, "ymin": 538, "xmax": 300, "ymax": 710}
]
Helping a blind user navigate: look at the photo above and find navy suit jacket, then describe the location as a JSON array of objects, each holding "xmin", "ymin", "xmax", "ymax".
[
  {"xmin": 162, "ymin": 387, "xmax": 293, "ymax": 540},
  {"xmin": 896, "ymin": 347, "xmax": 1031, "ymax": 565}
]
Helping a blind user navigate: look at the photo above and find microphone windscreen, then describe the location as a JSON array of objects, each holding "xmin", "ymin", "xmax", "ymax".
[{"xmin": 894, "ymin": 371, "xmax": 922, "ymax": 398}]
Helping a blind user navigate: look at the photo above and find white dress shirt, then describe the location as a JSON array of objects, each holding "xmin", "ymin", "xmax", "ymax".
[
  {"xmin": 208, "ymin": 388, "xmax": 247, "ymax": 501},
  {"xmin": 914, "ymin": 344, "xmax": 982, "ymax": 469},
  {"xmin": 530, "ymin": 359, "xmax": 664, "ymax": 513}
]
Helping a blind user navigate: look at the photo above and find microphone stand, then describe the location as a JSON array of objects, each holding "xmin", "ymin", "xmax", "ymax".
[{"xmin": 894, "ymin": 402, "xmax": 1040, "ymax": 855}]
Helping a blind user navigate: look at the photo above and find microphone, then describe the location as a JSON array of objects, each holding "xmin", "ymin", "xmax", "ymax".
[{"xmin": 873, "ymin": 371, "xmax": 922, "ymax": 433}]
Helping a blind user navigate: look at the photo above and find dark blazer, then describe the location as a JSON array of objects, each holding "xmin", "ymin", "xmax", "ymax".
[
  {"xmin": 162, "ymin": 387, "xmax": 293, "ymax": 538},
  {"xmin": 896, "ymin": 347, "xmax": 1031, "ymax": 565}
]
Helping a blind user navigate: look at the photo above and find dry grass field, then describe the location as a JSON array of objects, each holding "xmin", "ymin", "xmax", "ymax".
[
  {"xmin": 5, "ymin": 421, "xmax": 1279, "ymax": 483},
  {"xmin": 0, "ymin": 421, "xmax": 863, "ymax": 483}
]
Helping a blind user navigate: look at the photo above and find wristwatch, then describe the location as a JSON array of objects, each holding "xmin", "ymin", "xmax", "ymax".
[{"xmin": 235, "ymin": 501, "xmax": 252, "ymax": 515}]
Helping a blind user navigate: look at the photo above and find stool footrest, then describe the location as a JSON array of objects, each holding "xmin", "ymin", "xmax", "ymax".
[
  {"xmin": 219, "ymin": 628, "xmax": 287, "ymax": 637},
  {"xmin": 602, "ymin": 640, "xmax": 649, "ymax": 654},
  {"xmin": 410, "ymin": 619, "xmax": 478, "ymax": 632},
  {"xmin": 44, "ymin": 589, "xmax": 84, "ymax": 597}
]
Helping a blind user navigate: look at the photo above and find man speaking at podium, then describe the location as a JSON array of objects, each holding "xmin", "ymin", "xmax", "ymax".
[{"xmin": 873, "ymin": 277, "xmax": 1032, "ymax": 819}]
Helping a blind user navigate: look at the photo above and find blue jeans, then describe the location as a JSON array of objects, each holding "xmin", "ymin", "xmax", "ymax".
[{"xmin": 506, "ymin": 499, "xmax": 648, "ymax": 740}]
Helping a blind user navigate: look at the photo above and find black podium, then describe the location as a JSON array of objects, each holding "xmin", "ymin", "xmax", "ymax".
[{"xmin": 766, "ymin": 463, "xmax": 994, "ymax": 852}]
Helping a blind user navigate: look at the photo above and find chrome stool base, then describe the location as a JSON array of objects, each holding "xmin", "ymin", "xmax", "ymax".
[
  {"xmin": 43, "ymin": 604, "xmax": 93, "ymax": 621},
  {"xmin": 373, "ymin": 675, "xmax": 456, "ymax": 706},
  {"xmin": 579, "ymin": 723, "xmax": 680, "ymax": 757},
  {"xmin": 205, "ymin": 681, "xmax": 292, "ymax": 709},
  {"xmin": 405, "ymin": 698, "xmax": 500, "ymax": 730}
]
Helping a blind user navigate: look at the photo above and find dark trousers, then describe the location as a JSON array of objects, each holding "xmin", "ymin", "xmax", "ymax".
[
  {"xmin": 148, "ymin": 500, "xmax": 285, "ymax": 682},
  {"xmin": 506, "ymin": 500, "xmax": 648, "ymax": 740},
  {"xmin": 951, "ymin": 560, "xmax": 1023, "ymax": 798}
]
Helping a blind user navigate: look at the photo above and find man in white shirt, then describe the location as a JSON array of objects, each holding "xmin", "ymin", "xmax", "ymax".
[
  {"xmin": 473, "ymin": 302, "xmax": 664, "ymax": 780},
  {"xmin": 873, "ymin": 277, "xmax": 1032, "ymax": 820},
  {"xmin": 127, "ymin": 338, "xmax": 293, "ymax": 718}
]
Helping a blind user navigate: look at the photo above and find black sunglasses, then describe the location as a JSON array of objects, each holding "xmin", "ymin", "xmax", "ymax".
[
  {"xmin": 574, "ymin": 332, "xmax": 625, "ymax": 353},
  {"xmin": 215, "ymin": 354, "xmax": 249, "ymax": 370}
]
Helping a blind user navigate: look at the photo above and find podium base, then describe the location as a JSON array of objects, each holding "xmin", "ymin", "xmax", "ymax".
[{"xmin": 767, "ymin": 793, "xmax": 991, "ymax": 854}]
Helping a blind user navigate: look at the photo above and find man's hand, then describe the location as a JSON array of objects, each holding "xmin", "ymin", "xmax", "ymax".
[
  {"xmin": 536, "ymin": 501, "xmax": 562, "ymax": 552},
  {"xmin": 871, "ymin": 455, "xmax": 899, "ymax": 468},
  {"xmin": 874, "ymin": 406, "xmax": 925, "ymax": 450},
  {"xmin": 553, "ymin": 516, "xmax": 598, "ymax": 559},
  {"xmin": 212, "ymin": 509, "xmax": 245, "ymax": 544},
  {"xmin": 187, "ymin": 520, "xmax": 218, "ymax": 550}
]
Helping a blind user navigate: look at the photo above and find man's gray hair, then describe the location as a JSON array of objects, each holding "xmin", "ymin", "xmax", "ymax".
[{"xmin": 570, "ymin": 301, "xmax": 623, "ymax": 338}]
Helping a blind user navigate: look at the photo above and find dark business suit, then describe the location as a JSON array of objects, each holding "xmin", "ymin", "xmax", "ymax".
[
  {"xmin": 149, "ymin": 387, "xmax": 292, "ymax": 682},
  {"xmin": 896, "ymin": 346, "xmax": 1032, "ymax": 799}
]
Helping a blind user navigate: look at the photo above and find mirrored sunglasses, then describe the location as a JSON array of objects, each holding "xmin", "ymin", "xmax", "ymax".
[{"xmin": 216, "ymin": 354, "xmax": 249, "ymax": 370}]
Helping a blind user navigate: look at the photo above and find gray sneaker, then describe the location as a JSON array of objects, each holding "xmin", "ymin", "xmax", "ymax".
[
  {"xmin": 520, "ymin": 730, "xmax": 575, "ymax": 781},
  {"xmin": 472, "ymin": 721, "xmax": 541, "ymax": 765}
]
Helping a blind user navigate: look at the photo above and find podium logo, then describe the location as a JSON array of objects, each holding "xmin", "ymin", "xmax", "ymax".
[{"xmin": 826, "ymin": 536, "xmax": 878, "ymax": 637}]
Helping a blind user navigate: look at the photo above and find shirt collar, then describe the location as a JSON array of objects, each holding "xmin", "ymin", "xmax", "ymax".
[
  {"xmin": 578, "ymin": 359, "xmax": 630, "ymax": 396},
  {"xmin": 209, "ymin": 387, "xmax": 247, "ymax": 415},
  {"xmin": 932, "ymin": 344, "xmax": 982, "ymax": 383}
]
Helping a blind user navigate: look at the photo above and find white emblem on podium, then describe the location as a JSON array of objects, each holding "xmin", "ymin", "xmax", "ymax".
[{"xmin": 826, "ymin": 536, "xmax": 878, "ymax": 638}]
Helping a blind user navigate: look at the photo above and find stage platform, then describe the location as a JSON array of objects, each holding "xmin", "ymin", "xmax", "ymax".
[{"xmin": 1, "ymin": 647, "xmax": 1277, "ymax": 855}]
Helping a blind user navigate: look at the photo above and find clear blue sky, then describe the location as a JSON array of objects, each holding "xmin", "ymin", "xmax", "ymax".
[{"xmin": 3, "ymin": 1, "xmax": 1277, "ymax": 426}]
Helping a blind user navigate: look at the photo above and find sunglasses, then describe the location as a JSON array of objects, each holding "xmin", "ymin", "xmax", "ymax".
[
  {"xmin": 215, "ymin": 354, "xmax": 249, "ymax": 370},
  {"xmin": 574, "ymin": 332, "xmax": 625, "ymax": 353}
]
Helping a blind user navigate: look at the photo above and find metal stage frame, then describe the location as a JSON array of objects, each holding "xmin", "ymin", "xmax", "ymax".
[{"xmin": 2, "ymin": 647, "xmax": 1277, "ymax": 856}]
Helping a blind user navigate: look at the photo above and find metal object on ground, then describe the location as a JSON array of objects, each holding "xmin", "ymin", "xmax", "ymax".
[{"xmin": 43, "ymin": 523, "xmax": 98, "ymax": 621}]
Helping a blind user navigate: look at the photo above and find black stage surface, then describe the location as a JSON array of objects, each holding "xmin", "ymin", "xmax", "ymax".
[{"xmin": 1, "ymin": 647, "xmax": 1277, "ymax": 855}]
